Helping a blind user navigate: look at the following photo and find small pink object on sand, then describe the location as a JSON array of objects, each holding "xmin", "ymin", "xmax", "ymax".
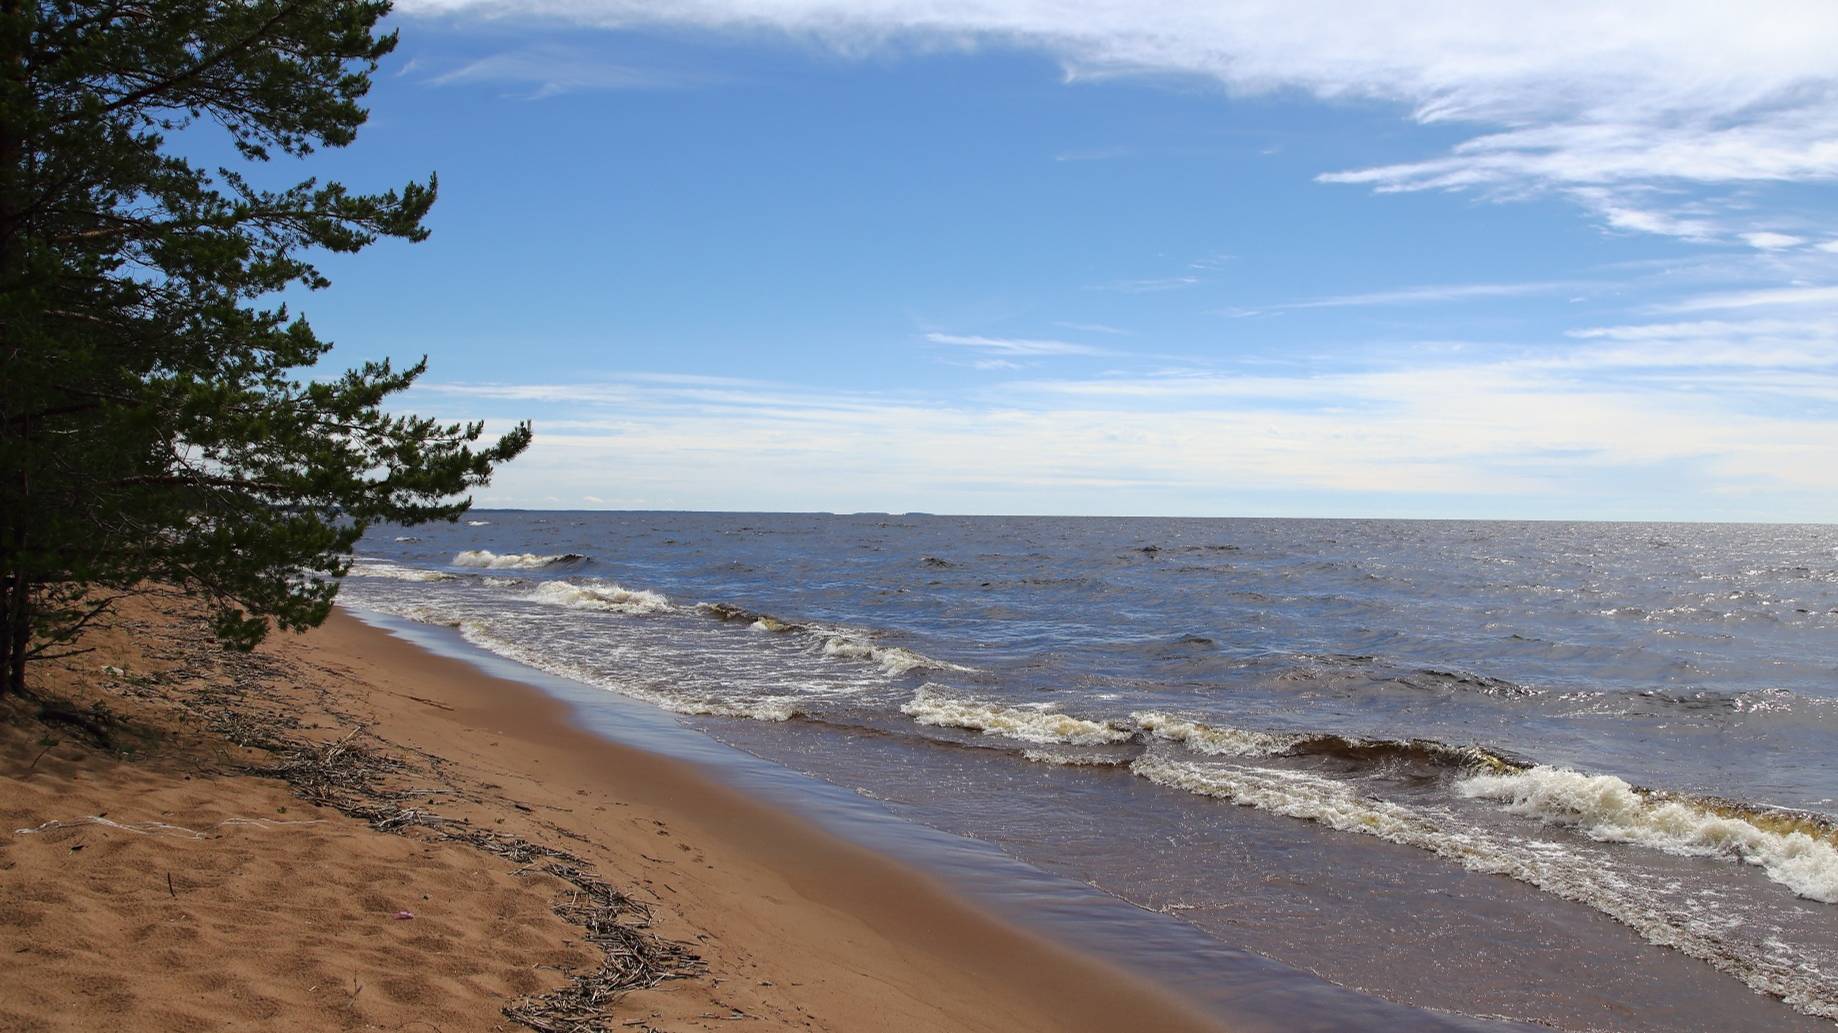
[{"xmin": 392, "ymin": 910, "xmax": 415, "ymax": 920}]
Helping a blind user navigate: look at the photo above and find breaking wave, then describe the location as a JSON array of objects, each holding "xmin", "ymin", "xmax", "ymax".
[
  {"xmin": 348, "ymin": 561, "xmax": 460, "ymax": 583},
  {"xmin": 526, "ymin": 580, "xmax": 673, "ymax": 615},
  {"xmin": 697, "ymin": 602, "xmax": 968, "ymax": 675},
  {"xmin": 903, "ymin": 686, "xmax": 1133, "ymax": 745},
  {"xmin": 452, "ymin": 549, "xmax": 585, "ymax": 569},
  {"xmin": 921, "ymin": 703, "xmax": 1523, "ymax": 776},
  {"xmin": 1131, "ymin": 752, "xmax": 1838, "ymax": 1019},
  {"xmin": 1457, "ymin": 767, "xmax": 1838, "ymax": 903},
  {"xmin": 1133, "ymin": 711, "xmax": 1302, "ymax": 757},
  {"xmin": 818, "ymin": 633, "xmax": 963, "ymax": 676}
]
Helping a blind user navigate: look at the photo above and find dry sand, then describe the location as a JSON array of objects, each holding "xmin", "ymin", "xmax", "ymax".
[{"xmin": 0, "ymin": 602, "xmax": 1228, "ymax": 1033}]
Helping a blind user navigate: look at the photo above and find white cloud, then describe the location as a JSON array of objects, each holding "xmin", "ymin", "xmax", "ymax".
[
  {"xmin": 1567, "ymin": 189, "xmax": 1719, "ymax": 241},
  {"xmin": 1662, "ymin": 285, "xmax": 1838, "ymax": 313},
  {"xmin": 409, "ymin": 315, "xmax": 1838, "ymax": 516},
  {"xmin": 427, "ymin": 44, "xmax": 707, "ymax": 96},
  {"xmin": 1055, "ymin": 321, "xmax": 1132, "ymax": 336},
  {"xmin": 400, "ymin": 0, "xmax": 1838, "ymax": 239},
  {"xmin": 1569, "ymin": 317, "xmax": 1838, "ymax": 343},
  {"xmin": 922, "ymin": 332, "xmax": 1107, "ymax": 356},
  {"xmin": 1742, "ymin": 231, "xmax": 1807, "ymax": 250},
  {"xmin": 1282, "ymin": 279, "xmax": 1587, "ymax": 309},
  {"xmin": 1089, "ymin": 275, "xmax": 1202, "ymax": 293}
]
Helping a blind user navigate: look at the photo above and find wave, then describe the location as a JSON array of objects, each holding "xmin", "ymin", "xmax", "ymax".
[
  {"xmin": 1273, "ymin": 654, "xmax": 1540, "ymax": 700},
  {"xmin": 466, "ymin": 519, "xmax": 490, "ymax": 526},
  {"xmin": 697, "ymin": 602, "xmax": 966, "ymax": 675},
  {"xmin": 347, "ymin": 561, "xmax": 460, "ymax": 583},
  {"xmin": 1133, "ymin": 712, "xmax": 1301, "ymax": 757},
  {"xmin": 699, "ymin": 602, "xmax": 804, "ymax": 633},
  {"xmin": 452, "ymin": 549, "xmax": 585, "ymax": 569},
  {"xmin": 1457, "ymin": 767, "xmax": 1838, "ymax": 903},
  {"xmin": 352, "ymin": 600, "xmax": 800, "ymax": 722},
  {"xmin": 526, "ymin": 580, "xmax": 673, "ymax": 615},
  {"xmin": 903, "ymin": 685, "xmax": 1133, "ymax": 745},
  {"xmin": 1134, "ymin": 753, "xmax": 1438, "ymax": 838},
  {"xmin": 1131, "ymin": 752, "xmax": 1837, "ymax": 1018},
  {"xmin": 1392, "ymin": 667, "xmax": 1536, "ymax": 697},
  {"xmin": 817, "ymin": 633, "xmax": 964, "ymax": 676},
  {"xmin": 945, "ymin": 704, "xmax": 1523, "ymax": 776}
]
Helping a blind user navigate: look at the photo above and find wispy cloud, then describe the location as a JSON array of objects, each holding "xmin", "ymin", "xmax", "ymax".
[
  {"xmin": 923, "ymin": 332, "xmax": 1108, "ymax": 356},
  {"xmin": 1280, "ymin": 279, "xmax": 1590, "ymax": 310},
  {"xmin": 1567, "ymin": 189, "xmax": 1719, "ymax": 242},
  {"xmin": 1089, "ymin": 275, "xmax": 1201, "ymax": 294},
  {"xmin": 1661, "ymin": 285, "xmax": 1838, "ymax": 313},
  {"xmin": 1742, "ymin": 231, "xmax": 1807, "ymax": 251},
  {"xmin": 427, "ymin": 45, "xmax": 710, "ymax": 97},
  {"xmin": 1055, "ymin": 321, "xmax": 1132, "ymax": 336},
  {"xmin": 409, "ymin": 308, "xmax": 1838, "ymax": 516}
]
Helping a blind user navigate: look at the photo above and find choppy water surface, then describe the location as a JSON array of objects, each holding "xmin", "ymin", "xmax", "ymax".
[{"xmin": 344, "ymin": 513, "xmax": 1838, "ymax": 1031}]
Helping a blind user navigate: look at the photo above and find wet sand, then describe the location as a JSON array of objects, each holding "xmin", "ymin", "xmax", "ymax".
[{"xmin": 0, "ymin": 603, "xmax": 1229, "ymax": 1032}]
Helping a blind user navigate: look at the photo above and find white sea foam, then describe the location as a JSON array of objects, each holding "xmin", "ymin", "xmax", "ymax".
[
  {"xmin": 349, "ymin": 598, "xmax": 800, "ymax": 722},
  {"xmin": 1457, "ymin": 766, "xmax": 1838, "ymax": 904},
  {"xmin": 1133, "ymin": 754, "xmax": 1437, "ymax": 837},
  {"xmin": 810, "ymin": 629, "xmax": 973, "ymax": 676},
  {"xmin": 902, "ymin": 685, "xmax": 1132, "ymax": 745},
  {"xmin": 526, "ymin": 580, "xmax": 673, "ymax": 615},
  {"xmin": 820, "ymin": 635, "xmax": 927, "ymax": 676},
  {"xmin": 1129, "ymin": 752, "xmax": 1838, "ymax": 1017},
  {"xmin": 466, "ymin": 520, "xmax": 490, "ymax": 526},
  {"xmin": 1021, "ymin": 749, "xmax": 1131, "ymax": 767},
  {"xmin": 452, "ymin": 549, "xmax": 577, "ymax": 569},
  {"xmin": 348, "ymin": 561, "xmax": 459, "ymax": 583},
  {"xmin": 453, "ymin": 619, "xmax": 799, "ymax": 720},
  {"xmin": 1132, "ymin": 712, "xmax": 1302, "ymax": 757}
]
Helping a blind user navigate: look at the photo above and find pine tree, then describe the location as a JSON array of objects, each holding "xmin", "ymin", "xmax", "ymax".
[{"xmin": 0, "ymin": 0, "xmax": 532, "ymax": 692}]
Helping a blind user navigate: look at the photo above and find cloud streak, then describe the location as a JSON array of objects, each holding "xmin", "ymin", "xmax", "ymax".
[
  {"xmin": 426, "ymin": 44, "xmax": 710, "ymax": 96},
  {"xmin": 1280, "ymin": 280, "xmax": 1590, "ymax": 310},
  {"xmin": 922, "ymin": 332, "xmax": 1109, "ymax": 356}
]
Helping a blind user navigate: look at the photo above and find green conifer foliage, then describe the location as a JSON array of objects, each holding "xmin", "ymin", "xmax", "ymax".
[{"xmin": 0, "ymin": 0, "xmax": 532, "ymax": 692}]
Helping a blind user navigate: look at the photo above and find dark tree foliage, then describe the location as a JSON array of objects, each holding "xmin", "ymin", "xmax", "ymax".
[{"xmin": 0, "ymin": 0, "xmax": 532, "ymax": 692}]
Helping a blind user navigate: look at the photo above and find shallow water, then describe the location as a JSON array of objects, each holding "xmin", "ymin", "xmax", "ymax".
[{"xmin": 345, "ymin": 513, "xmax": 1838, "ymax": 1030}]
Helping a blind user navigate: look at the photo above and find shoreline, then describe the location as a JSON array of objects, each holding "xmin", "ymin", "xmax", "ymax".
[
  {"xmin": 357, "ymin": 608, "xmax": 1549, "ymax": 1033},
  {"xmin": 2, "ymin": 601, "xmax": 1231, "ymax": 1032},
  {"xmin": 298, "ymin": 609, "xmax": 1238, "ymax": 1032}
]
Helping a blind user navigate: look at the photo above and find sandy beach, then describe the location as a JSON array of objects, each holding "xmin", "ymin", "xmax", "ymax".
[{"xmin": 0, "ymin": 601, "xmax": 1227, "ymax": 1033}]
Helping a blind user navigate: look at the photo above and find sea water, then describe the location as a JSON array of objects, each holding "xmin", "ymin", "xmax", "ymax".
[{"xmin": 344, "ymin": 513, "xmax": 1838, "ymax": 1031}]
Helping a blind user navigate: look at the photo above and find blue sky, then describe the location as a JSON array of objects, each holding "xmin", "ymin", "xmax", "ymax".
[{"xmin": 274, "ymin": 3, "xmax": 1838, "ymax": 519}]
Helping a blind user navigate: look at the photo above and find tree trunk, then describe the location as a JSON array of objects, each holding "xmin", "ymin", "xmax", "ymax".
[
  {"xmin": 1, "ymin": 517, "xmax": 25, "ymax": 695},
  {"xmin": 2, "ymin": 568, "xmax": 24, "ymax": 696},
  {"xmin": 0, "ymin": 572, "xmax": 11, "ymax": 695}
]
